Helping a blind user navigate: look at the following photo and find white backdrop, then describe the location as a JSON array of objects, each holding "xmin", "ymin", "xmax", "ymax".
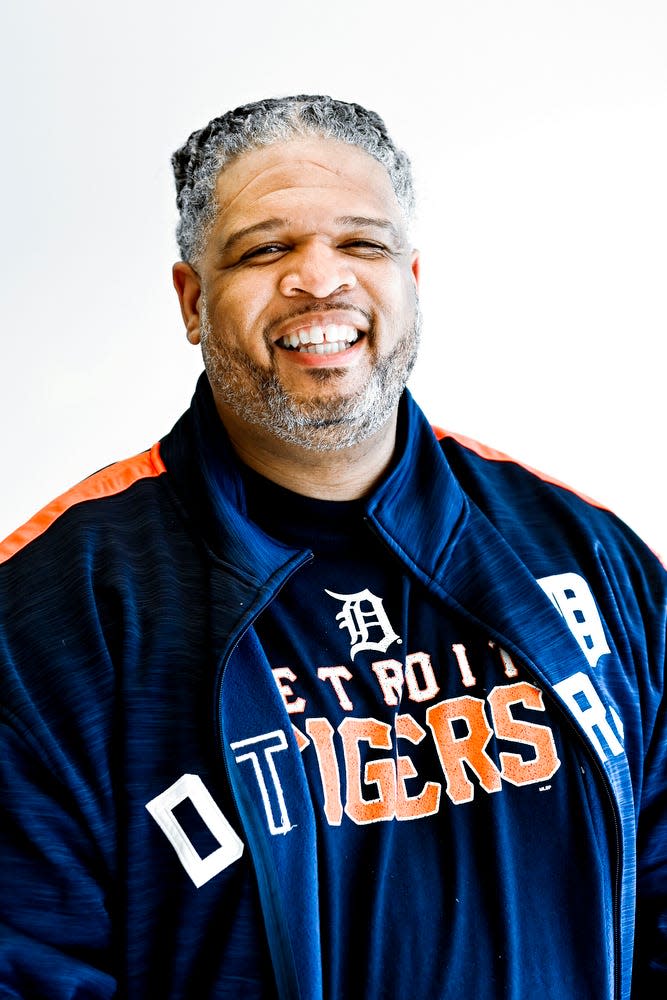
[{"xmin": 2, "ymin": 0, "xmax": 665, "ymax": 555}]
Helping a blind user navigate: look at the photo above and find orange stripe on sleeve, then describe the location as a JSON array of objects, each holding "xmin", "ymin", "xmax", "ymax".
[
  {"xmin": 432, "ymin": 426, "xmax": 609, "ymax": 513},
  {"xmin": 0, "ymin": 443, "xmax": 166, "ymax": 565}
]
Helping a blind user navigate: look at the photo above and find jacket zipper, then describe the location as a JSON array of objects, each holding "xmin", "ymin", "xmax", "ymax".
[
  {"xmin": 213, "ymin": 551, "xmax": 313, "ymax": 1000},
  {"xmin": 553, "ymin": 704, "xmax": 623, "ymax": 1000}
]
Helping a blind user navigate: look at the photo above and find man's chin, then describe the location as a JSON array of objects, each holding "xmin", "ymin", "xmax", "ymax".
[{"xmin": 263, "ymin": 391, "xmax": 396, "ymax": 452}]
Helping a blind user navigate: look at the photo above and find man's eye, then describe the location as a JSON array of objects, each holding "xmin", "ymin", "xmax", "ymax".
[
  {"xmin": 340, "ymin": 240, "xmax": 389, "ymax": 257},
  {"xmin": 240, "ymin": 244, "xmax": 287, "ymax": 262}
]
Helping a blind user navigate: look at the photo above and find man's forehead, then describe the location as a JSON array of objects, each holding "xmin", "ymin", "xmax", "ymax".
[{"xmin": 212, "ymin": 136, "xmax": 400, "ymax": 217}]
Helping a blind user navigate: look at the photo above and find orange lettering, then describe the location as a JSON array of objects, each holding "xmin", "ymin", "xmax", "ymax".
[
  {"xmin": 339, "ymin": 717, "xmax": 396, "ymax": 824},
  {"xmin": 487, "ymin": 682, "xmax": 561, "ymax": 785},
  {"xmin": 395, "ymin": 714, "xmax": 441, "ymax": 819},
  {"xmin": 426, "ymin": 696, "xmax": 502, "ymax": 804},
  {"xmin": 305, "ymin": 717, "xmax": 344, "ymax": 825},
  {"xmin": 292, "ymin": 724, "xmax": 309, "ymax": 751}
]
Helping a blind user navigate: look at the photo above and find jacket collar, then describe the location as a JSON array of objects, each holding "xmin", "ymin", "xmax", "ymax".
[
  {"xmin": 368, "ymin": 393, "xmax": 626, "ymax": 710},
  {"xmin": 162, "ymin": 374, "xmax": 468, "ymax": 588},
  {"xmin": 366, "ymin": 389, "xmax": 468, "ymax": 579},
  {"xmin": 161, "ymin": 373, "xmax": 307, "ymax": 593}
]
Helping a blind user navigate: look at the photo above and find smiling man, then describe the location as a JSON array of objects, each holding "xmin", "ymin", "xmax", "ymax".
[
  {"xmin": 173, "ymin": 132, "xmax": 421, "ymax": 496},
  {"xmin": 0, "ymin": 96, "xmax": 665, "ymax": 999}
]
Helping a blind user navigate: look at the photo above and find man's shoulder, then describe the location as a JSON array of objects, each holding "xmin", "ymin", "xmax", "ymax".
[
  {"xmin": 432, "ymin": 425, "xmax": 664, "ymax": 572},
  {"xmin": 433, "ymin": 426, "xmax": 607, "ymax": 509},
  {"xmin": 0, "ymin": 443, "xmax": 168, "ymax": 571}
]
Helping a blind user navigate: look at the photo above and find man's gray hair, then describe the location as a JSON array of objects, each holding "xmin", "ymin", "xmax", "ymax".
[{"xmin": 171, "ymin": 95, "xmax": 415, "ymax": 263}]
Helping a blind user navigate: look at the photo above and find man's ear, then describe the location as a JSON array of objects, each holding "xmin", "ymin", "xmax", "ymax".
[
  {"xmin": 172, "ymin": 262, "xmax": 203, "ymax": 345},
  {"xmin": 410, "ymin": 250, "xmax": 420, "ymax": 288}
]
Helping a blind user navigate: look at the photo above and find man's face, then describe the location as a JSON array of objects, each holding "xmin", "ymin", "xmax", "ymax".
[{"xmin": 176, "ymin": 136, "xmax": 420, "ymax": 451}]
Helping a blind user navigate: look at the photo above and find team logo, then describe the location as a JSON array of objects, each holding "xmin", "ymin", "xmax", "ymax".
[{"xmin": 325, "ymin": 588, "xmax": 401, "ymax": 660}]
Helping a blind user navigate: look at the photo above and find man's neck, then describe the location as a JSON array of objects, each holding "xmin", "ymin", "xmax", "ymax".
[{"xmin": 217, "ymin": 406, "xmax": 399, "ymax": 501}]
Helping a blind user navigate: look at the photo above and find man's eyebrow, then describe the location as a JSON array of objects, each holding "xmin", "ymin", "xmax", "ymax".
[
  {"xmin": 335, "ymin": 216, "xmax": 403, "ymax": 241},
  {"xmin": 218, "ymin": 215, "xmax": 404, "ymax": 256},
  {"xmin": 217, "ymin": 219, "xmax": 286, "ymax": 255}
]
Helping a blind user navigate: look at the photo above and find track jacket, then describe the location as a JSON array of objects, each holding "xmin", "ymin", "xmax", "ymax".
[{"xmin": 1, "ymin": 374, "xmax": 665, "ymax": 999}]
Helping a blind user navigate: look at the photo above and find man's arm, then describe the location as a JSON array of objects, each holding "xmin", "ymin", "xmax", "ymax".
[
  {"xmin": 0, "ymin": 718, "xmax": 116, "ymax": 998},
  {"xmin": 634, "ymin": 686, "xmax": 667, "ymax": 990}
]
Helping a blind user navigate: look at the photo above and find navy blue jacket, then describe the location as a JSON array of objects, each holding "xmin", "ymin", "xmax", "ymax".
[{"xmin": 1, "ymin": 375, "xmax": 665, "ymax": 998}]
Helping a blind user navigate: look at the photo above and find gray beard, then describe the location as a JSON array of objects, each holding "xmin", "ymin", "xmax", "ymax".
[{"xmin": 199, "ymin": 300, "xmax": 421, "ymax": 452}]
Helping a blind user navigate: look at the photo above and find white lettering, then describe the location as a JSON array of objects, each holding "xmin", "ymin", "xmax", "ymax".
[
  {"xmin": 318, "ymin": 665, "xmax": 355, "ymax": 710},
  {"xmin": 145, "ymin": 774, "xmax": 243, "ymax": 887},
  {"xmin": 554, "ymin": 672, "xmax": 624, "ymax": 761},
  {"xmin": 452, "ymin": 643, "xmax": 477, "ymax": 687},
  {"xmin": 230, "ymin": 730, "xmax": 293, "ymax": 835},
  {"xmin": 538, "ymin": 572, "xmax": 610, "ymax": 668},
  {"xmin": 272, "ymin": 667, "xmax": 306, "ymax": 714},
  {"xmin": 404, "ymin": 652, "xmax": 440, "ymax": 701},
  {"xmin": 371, "ymin": 658, "xmax": 404, "ymax": 706}
]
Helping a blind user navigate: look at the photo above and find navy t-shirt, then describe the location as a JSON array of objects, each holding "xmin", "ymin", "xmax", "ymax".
[{"xmin": 243, "ymin": 466, "xmax": 615, "ymax": 999}]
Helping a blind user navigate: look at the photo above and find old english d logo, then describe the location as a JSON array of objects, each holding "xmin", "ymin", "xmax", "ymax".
[{"xmin": 325, "ymin": 588, "xmax": 401, "ymax": 660}]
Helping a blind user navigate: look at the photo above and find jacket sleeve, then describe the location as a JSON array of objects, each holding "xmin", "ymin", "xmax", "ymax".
[
  {"xmin": 0, "ymin": 529, "xmax": 118, "ymax": 999},
  {"xmin": 629, "ymin": 546, "xmax": 667, "ymax": 991},
  {"xmin": 634, "ymin": 688, "xmax": 667, "ymax": 989},
  {"xmin": 0, "ymin": 716, "xmax": 116, "ymax": 999}
]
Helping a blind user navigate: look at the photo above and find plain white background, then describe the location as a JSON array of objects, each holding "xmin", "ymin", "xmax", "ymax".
[{"xmin": 1, "ymin": 0, "xmax": 665, "ymax": 555}]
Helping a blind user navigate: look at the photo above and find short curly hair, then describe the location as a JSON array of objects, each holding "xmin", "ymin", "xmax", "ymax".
[{"xmin": 171, "ymin": 95, "xmax": 415, "ymax": 263}]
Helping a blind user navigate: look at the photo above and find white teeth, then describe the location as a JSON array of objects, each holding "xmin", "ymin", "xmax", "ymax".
[
  {"xmin": 279, "ymin": 323, "xmax": 361, "ymax": 352},
  {"xmin": 324, "ymin": 324, "xmax": 356, "ymax": 343},
  {"xmin": 302, "ymin": 341, "xmax": 350, "ymax": 354}
]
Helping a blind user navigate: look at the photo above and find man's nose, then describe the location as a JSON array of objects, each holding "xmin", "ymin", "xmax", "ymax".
[{"xmin": 278, "ymin": 242, "xmax": 357, "ymax": 298}]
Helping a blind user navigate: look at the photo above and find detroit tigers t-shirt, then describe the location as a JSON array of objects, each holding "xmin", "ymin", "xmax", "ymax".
[{"xmin": 243, "ymin": 467, "xmax": 615, "ymax": 999}]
